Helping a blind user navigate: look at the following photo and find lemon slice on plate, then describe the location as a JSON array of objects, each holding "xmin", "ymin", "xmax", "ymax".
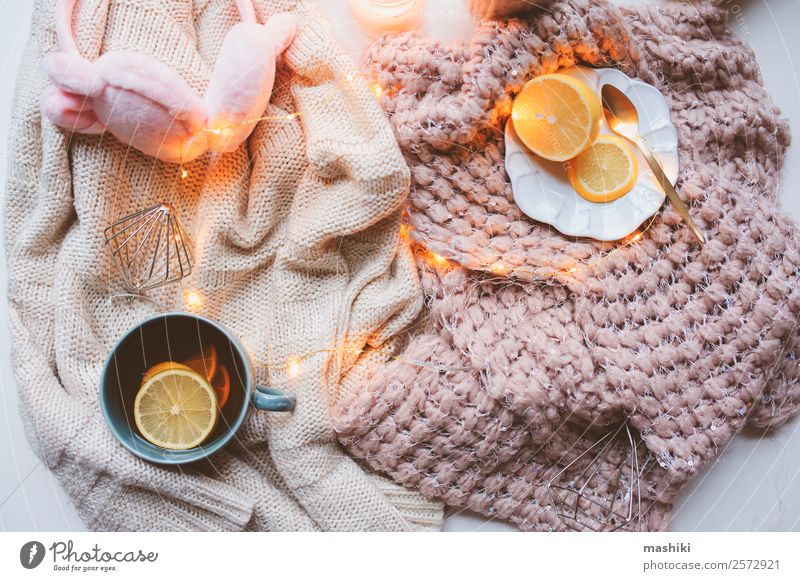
[
  {"xmin": 134, "ymin": 367, "xmax": 218, "ymax": 450},
  {"xmin": 566, "ymin": 135, "xmax": 638, "ymax": 203},
  {"xmin": 511, "ymin": 73, "xmax": 603, "ymax": 162}
]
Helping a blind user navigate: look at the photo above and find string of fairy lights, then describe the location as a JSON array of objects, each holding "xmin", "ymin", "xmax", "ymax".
[{"xmin": 165, "ymin": 72, "xmax": 664, "ymax": 379}]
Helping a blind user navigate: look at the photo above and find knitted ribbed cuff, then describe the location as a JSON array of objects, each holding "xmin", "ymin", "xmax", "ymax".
[
  {"xmin": 87, "ymin": 477, "xmax": 254, "ymax": 532},
  {"xmin": 370, "ymin": 475, "xmax": 444, "ymax": 532}
]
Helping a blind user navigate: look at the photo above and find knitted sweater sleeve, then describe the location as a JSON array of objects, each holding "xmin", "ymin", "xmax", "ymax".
[{"xmin": 4, "ymin": 0, "xmax": 254, "ymax": 532}]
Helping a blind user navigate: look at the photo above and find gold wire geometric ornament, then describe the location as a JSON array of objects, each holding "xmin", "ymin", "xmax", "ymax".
[
  {"xmin": 104, "ymin": 203, "xmax": 193, "ymax": 293},
  {"xmin": 545, "ymin": 421, "xmax": 649, "ymax": 532}
]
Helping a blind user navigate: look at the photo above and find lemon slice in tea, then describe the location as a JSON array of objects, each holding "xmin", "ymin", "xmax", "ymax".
[{"xmin": 134, "ymin": 367, "xmax": 218, "ymax": 450}]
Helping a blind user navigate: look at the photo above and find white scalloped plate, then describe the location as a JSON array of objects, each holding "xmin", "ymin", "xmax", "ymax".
[{"xmin": 505, "ymin": 66, "xmax": 679, "ymax": 241}]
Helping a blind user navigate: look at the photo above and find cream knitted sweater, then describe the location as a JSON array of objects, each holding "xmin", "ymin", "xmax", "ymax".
[{"xmin": 4, "ymin": 0, "xmax": 442, "ymax": 531}]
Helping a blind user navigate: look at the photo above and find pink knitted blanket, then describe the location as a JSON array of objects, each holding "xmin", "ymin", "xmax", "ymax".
[{"xmin": 334, "ymin": 0, "xmax": 800, "ymax": 531}]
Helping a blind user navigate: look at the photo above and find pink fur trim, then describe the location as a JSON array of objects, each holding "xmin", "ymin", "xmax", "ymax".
[
  {"xmin": 41, "ymin": 85, "xmax": 103, "ymax": 133},
  {"xmin": 235, "ymin": 0, "xmax": 256, "ymax": 23},
  {"xmin": 266, "ymin": 13, "xmax": 298, "ymax": 55},
  {"xmin": 42, "ymin": 53, "xmax": 104, "ymax": 97},
  {"xmin": 55, "ymin": 0, "xmax": 79, "ymax": 53},
  {"xmin": 204, "ymin": 18, "xmax": 296, "ymax": 153},
  {"xmin": 41, "ymin": 6, "xmax": 297, "ymax": 163},
  {"xmin": 97, "ymin": 51, "xmax": 206, "ymax": 128}
]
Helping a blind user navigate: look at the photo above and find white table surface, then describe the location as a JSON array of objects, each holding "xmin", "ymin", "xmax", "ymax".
[{"xmin": 1, "ymin": 0, "xmax": 799, "ymax": 533}]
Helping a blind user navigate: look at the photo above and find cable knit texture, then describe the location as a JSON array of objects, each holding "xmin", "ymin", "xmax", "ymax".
[
  {"xmin": 334, "ymin": 0, "xmax": 800, "ymax": 531},
  {"xmin": 4, "ymin": 0, "xmax": 443, "ymax": 531}
]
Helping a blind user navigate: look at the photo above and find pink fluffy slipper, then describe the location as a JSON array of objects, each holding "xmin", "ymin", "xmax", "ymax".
[{"xmin": 41, "ymin": 0, "xmax": 296, "ymax": 163}]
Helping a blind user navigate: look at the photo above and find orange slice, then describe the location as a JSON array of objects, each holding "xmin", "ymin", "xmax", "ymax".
[
  {"xmin": 511, "ymin": 73, "xmax": 603, "ymax": 162},
  {"xmin": 183, "ymin": 344, "xmax": 218, "ymax": 382},
  {"xmin": 211, "ymin": 365, "xmax": 231, "ymax": 409},
  {"xmin": 142, "ymin": 361, "xmax": 193, "ymax": 386},
  {"xmin": 566, "ymin": 135, "xmax": 638, "ymax": 203}
]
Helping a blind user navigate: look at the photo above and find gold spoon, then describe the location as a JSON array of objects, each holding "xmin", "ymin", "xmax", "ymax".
[{"xmin": 601, "ymin": 84, "xmax": 705, "ymax": 244}]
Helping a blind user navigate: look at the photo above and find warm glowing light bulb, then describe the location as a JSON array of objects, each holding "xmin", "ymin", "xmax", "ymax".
[
  {"xmin": 429, "ymin": 252, "xmax": 449, "ymax": 268},
  {"xmin": 287, "ymin": 356, "xmax": 301, "ymax": 378},
  {"xmin": 491, "ymin": 263, "xmax": 509, "ymax": 275},
  {"xmin": 184, "ymin": 290, "xmax": 203, "ymax": 310},
  {"xmin": 180, "ymin": 169, "xmax": 188, "ymax": 179},
  {"xmin": 208, "ymin": 128, "xmax": 223, "ymax": 136},
  {"xmin": 370, "ymin": 81, "xmax": 385, "ymax": 99}
]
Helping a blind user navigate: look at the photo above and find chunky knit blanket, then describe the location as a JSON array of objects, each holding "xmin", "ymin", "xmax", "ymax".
[
  {"xmin": 334, "ymin": 0, "xmax": 800, "ymax": 531},
  {"xmin": 5, "ymin": 0, "xmax": 442, "ymax": 531}
]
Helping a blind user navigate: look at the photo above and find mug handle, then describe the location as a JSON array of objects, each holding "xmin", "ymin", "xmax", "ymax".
[{"xmin": 252, "ymin": 385, "xmax": 295, "ymax": 412}]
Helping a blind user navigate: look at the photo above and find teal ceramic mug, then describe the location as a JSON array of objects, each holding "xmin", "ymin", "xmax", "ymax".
[{"xmin": 100, "ymin": 312, "xmax": 294, "ymax": 464}]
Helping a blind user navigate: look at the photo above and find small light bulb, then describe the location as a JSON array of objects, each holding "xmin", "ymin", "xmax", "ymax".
[
  {"xmin": 287, "ymin": 357, "xmax": 301, "ymax": 378},
  {"xmin": 184, "ymin": 290, "xmax": 203, "ymax": 310},
  {"xmin": 180, "ymin": 169, "xmax": 188, "ymax": 179},
  {"xmin": 429, "ymin": 252, "xmax": 449, "ymax": 268},
  {"xmin": 491, "ymin": 263, "xmax": 508, "ymax": 275},
  {"xmin": 370, "ymin": 81, "xmax": 384, "ymax": 99}
]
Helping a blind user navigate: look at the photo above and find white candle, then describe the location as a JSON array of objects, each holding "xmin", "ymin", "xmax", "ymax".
[{"xmin": 349, "ymin": 0, "xmax": 425, "ymax": 38}]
